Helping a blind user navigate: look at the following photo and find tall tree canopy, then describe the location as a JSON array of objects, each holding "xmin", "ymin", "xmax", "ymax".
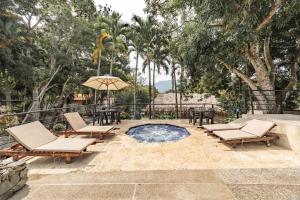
[
  {"xmin": 0, "ymin": 0, "xmax": 132, "ymax": 117},
  {"xmin": 146, "ymin": 0, "xmax": 300, "ymax": 113}
]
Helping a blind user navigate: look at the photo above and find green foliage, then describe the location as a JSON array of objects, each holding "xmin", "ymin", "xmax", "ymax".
[
  {"xmin": 157, "ymin": 113, "xmax": 175, "ymax": 120},
  {"xmin": 52, "ymin": 123, "xmax": 65, "ymax": 131},
  {"xmin": 0, "ymin": 107, "xmax": 19, "ymax": 132},
  {"xmin": 0, "ymin": 124, "xmax": 4, "ymax": 135},
  {"xmin": 218, "ymin": 87, "xmax": 244, "ymax": 120},
  {"xmin": 115, "ymin": 86, "xmax": 150, "ymax": 118},
  {"xmin": 145, "ymin": 0, "xmax": 300, "ymax": 113},
  {"xmin": 0, "ymin": 0, "xmax": 133, "ymax": 114}
]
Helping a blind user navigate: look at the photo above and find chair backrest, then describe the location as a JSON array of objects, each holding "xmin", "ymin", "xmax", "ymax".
[
  {"xmin": 203, "ymin": 108, "xmax": 215, "ymax": 118},
  {"xmin": 188, "ymin": 108, "xmax": 194, "ymax": 117},
  {"xmin": 241, "ymin": 119, "xmax": 275, "ymax": 137},
  {"xmin": 6, "ymin": 121, "xmax": 57, "ymax": 151},
  {"xmin": 64, "ymin": 112, "xmax": 87, "ymax": 131}
]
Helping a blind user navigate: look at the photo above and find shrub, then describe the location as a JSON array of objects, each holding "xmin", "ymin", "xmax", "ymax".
[{"xmin": 53, "ymin": 123, "xmax": 66, "ymax": 131}]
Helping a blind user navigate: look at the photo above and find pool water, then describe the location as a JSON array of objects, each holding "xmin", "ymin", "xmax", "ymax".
[{"xmin": 126, "ymin": 124, "xmax": 191, "ymax": 143}]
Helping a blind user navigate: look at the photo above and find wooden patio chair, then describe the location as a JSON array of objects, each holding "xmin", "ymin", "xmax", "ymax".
[
  {"xmin": 201, "ymin": 122, "xmax": 246, "ymax": 135},
  {"xmin": 63, "ymin": 112, "xmax": 116, "ymax": 139},
  {"xmin": 212, "ymin": 119, "xmax": 279, "ymax": 148},
  {"xmin": 0, "ymin": 121, "xmax": 96, "ymax": 164}
]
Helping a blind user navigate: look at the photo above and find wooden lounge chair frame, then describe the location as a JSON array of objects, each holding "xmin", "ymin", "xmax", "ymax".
[
  {"xmin": 59, "ymin": 126, "xmax": 117, "ymax": 140},
  {"xmin": 0, "ymin": 143, "xmax": 95, "ymax": 164},
  {"xmin": 0, "ymin": 121, "xmax": 97, "ymax": 164},
  {"xmin": 218, "ymin": 132, "xmax": 279, "ymax": 148},
  {"xmin": 211, "ymin": 119, "xmax": 279, "ymax": 148},
  {"xmin": 202, "ymin": 126, "xmax": 240, "ymax": 136},
  {"xmin": 63, "ymin": 112, "xmax": 119, "ymax": 139}
]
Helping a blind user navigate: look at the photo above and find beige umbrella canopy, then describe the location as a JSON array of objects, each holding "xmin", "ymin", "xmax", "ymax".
[{"xmin": 82, "ymin": 75, "xmax": 129, "ymax": 90}]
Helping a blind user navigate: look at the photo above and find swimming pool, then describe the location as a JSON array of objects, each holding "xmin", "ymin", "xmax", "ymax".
[{"xmin": 126, "ymin": 124, "xmax": 191, "ymax": 143}]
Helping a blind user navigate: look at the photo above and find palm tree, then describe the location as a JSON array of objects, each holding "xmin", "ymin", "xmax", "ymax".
[
  {"xmin": 102, "ymin": 12, "xmax": 129, "ymax": 75},
  {"xmin": 129, "ymin": 17, "xmax": 146, "ymax": 119},
  {"xmin": 152, "ymin": 45, "xmax": 169, "ymax": 116},
  {"xmin": 101, "ymin": 12, "xmax": 128, "ymax": 108},
  {"xmin": 132, "ymin": 15, "xmax": 158, "ymax": 119},
  {"xmin": 168, "ymin": 39, "xmax": 182, "ymax": 118}
]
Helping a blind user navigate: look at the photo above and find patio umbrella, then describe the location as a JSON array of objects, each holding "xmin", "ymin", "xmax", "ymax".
[{"xmin": 82, "ymin": 75, "xmax": 129, "ymax": 107}]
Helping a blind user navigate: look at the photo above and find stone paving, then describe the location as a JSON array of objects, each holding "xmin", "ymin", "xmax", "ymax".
[
  {"xmin": 9, "ymin": 169, "xmax": 300, "ymax": 200},
  {"xmin": 6, "ymin": 119, "xmax": 300, "ymax": 199}
]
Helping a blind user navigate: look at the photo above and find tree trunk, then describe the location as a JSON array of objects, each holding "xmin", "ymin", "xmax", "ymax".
[
  {"xmin": 30, "ymin": 87, "xmax": 41, "ymax": 121},
  {"xmin": 218, "ymin": 58, "xmax": 274, "ymax": 113},
  {"xmin": 245, "ymin": 42, "xmax": 276, "ymax": 113},
  {"xmin": 49, "ymin": 78, "xmax": 70, "ymax": 129},
  {"xmin": 107, "ymin": 51, "xmax": 116, "ymax": 109},
  {"xmin": 95, "ymin": 50, "xmax": 102, "ymax": 104},
  {"xmin": 22, "ymin": 65, "xmax": 61, "ymax": 123},
  {"xmin": 133, "ymin": 51, "xmax": 139, "ymax": 119},
  {"xmin": 110, "ymin": 51, "xmax": 115, "ymax": 76},
  {"xmin": 179, "ymin": 63, "xmax": 184, "ymax": 118},
  {"xmin": 148, "ymin": 60, "xmax": 152, "ymax": 119},
  {"xmin": 171, "ymin": 73, "xmax": 175, "ymax": 92},
  {"xmin": 282, "ymin": 37, "xmax": 300, "ymax": 106},
  {"xmin": 173, "ymin": 64, "xmax": 178, "ymax": 118},
  {"xmin": 3, "ymin": 88, "xmax": 12, "ymax": 109},
  {"xmin": 152, "ymin": 62, "xmax": 156, "ymax": 118}
]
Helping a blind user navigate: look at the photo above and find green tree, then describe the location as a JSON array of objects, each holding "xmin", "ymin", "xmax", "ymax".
[
  {"xmin": 133, "ymin": 15, "xmax": 159, "ymax": 119},
  {"xmin": 146, "ymin": 0, "xmax": 300, "ymax": 113},
  {"xmin": 129, "ymin": 16, "xmax": 146, "ymax": 118},
  {"xmin": 152, "ymin": 44, "xmax": 169, "ymax": 116},
  {"xmin": 102, "ymin": 12, "xmax": 129, "ymax": 75}
]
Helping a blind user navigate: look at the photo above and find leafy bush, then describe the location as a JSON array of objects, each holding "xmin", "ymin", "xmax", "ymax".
[
  {"xmin": 157, "ymin": 113, "xmax": 175, "ymax": 119},
  {"xmin": 0, "ymin": 124, "xmax": 5, "ymax": 135},
  {"xmin": 120, "ymin": 112, "xmax": 131, "ymax": 119},
  {"xmin": 53, "ymin": 123, "xmax": 66, "ymax": 131},
  {"xmin": 218, "ymin": 89, "xmax": 243, "ymax": 122}
]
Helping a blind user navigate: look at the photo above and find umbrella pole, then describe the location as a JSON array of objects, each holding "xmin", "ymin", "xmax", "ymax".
[
  {"xmin": 107, "ymin": 85, "xmax": 110, "ymax": 110},
  {"xmin": 95, "ymin": 50, "xmax": 102, "ymax": 105}
]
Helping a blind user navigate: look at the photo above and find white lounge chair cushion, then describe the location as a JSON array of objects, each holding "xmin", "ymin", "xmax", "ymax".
[
  {"xmin": 77, "ymin": 126, "xmax": 114, "ymax": 133},
  {"xmin": 213, "ymin": 130, "xmax": 257, "ymax": 140},
  {"xmin": 64, "ymin": 112, "xmax": 87, "ymax": 131},
  {"xmin": 34, "ymin": 138, "xmax": 96, "ymax": 153},
  {"xmin": 202, "ymin": 123, "xmax": 245, "ymax": 131},
  {"xmin": 6, "ymin": 121, "xmax": 57, "ymax": 151},
  {"xmin": 241, "ymin": 119, "xmax": 275, "ymax": 137}
]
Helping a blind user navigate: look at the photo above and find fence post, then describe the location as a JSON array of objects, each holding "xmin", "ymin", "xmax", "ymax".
[
  {"xmin": 279, "ymin": 90, "xmax": 284, "ymax": 114},
  {"xmin": 243, "ymin": 88, "xmax": 248, "ymax": 114},
  {"xmin": 236, "ymin": 108, "xmax": 240, "ymax": 118},
  {"xmin": 249, "ymin": 88, "xmax": 254, "ymax": 114}
]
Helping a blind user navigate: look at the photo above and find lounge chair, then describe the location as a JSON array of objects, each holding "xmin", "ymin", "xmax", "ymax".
[
  {"xmin": 63, "ymin": 112, "xmax": 116, "ymax": 139},
  {"xmin": 201, "ymin": 122, "xmax": 246, "ymax": 135},
  {"xmin": 212, "ymin": 119, "xmax": 279, "ymax": 147},
  {"xmin": 0, "ymin": 121, "xmax": 96, "ymax": 163}
]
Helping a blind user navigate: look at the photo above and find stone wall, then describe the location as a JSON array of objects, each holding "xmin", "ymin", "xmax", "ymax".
[{"xmin": 0, "ymin": 159, "xmax": 28, "ymax": 200}]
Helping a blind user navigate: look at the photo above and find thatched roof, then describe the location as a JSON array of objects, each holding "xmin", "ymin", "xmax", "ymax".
[
  {"xmin": 73, "ymin": 94, "xmax": 91, "ymax": 101},
  {"xmin": 151, "ymin": 93, "xmax": 221, "ymax": 110}
]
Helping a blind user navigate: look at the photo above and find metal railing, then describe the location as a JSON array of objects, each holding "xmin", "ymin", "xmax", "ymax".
[
  {"xmin": 242, "ymin": 89, "xmax": 300, "ymax": 114},
  {"xmin": 0, "ymin": 103, "xmax": 219, "ymax": 149}
]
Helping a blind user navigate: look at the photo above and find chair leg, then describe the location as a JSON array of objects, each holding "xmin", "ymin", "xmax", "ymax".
[
  {"xmin": 13, "ymin": 155, "xmax": 20, "ymax": 161},
  {"xmin": 64, "ymin": 156, "xmax": 72, "ymax": 164}
]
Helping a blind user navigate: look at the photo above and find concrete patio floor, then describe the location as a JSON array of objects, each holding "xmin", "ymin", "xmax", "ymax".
[{"xmin": 8, "ymin": 119, "xmax": 300, "ymax": 199}]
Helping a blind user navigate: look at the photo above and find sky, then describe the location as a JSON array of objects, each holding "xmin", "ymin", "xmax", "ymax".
[{"xmin": 93, "ymin": 0, "xmax": 170, "ymax": 84}]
